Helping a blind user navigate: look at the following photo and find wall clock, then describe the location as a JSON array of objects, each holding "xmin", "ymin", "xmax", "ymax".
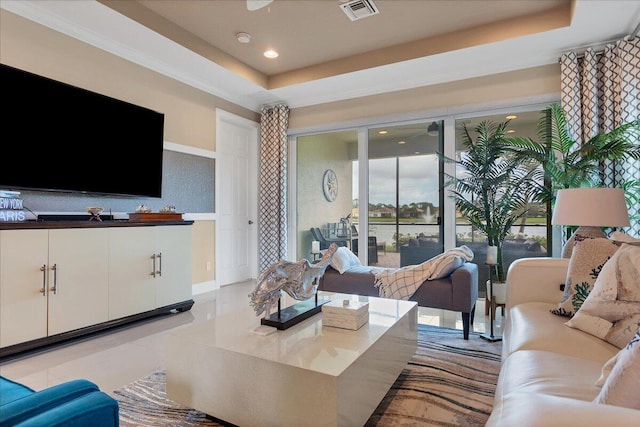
[{"xmin": 322, "ymin": 169, "xmax": 338, "ymax": 202}]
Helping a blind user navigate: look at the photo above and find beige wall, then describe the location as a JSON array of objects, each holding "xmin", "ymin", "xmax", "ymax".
[
  {"xmin": 0, "ymin": 9, "xmax": 259, "ymax": 287},
  {"xmin": 289, "ymin": 64, "xmax": 561, "ymax": 129},
  {"xmin": 191, "ymin": 221, "xmax": 215, "ymax": 283}
]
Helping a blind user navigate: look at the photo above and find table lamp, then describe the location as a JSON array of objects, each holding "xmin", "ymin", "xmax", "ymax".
[{"xmin": 552, "ymin": 188, "xmax": 630, "ymax": 258}]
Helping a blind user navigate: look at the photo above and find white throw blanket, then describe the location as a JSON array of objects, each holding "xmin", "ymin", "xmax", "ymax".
[{"xmin": 374, "ymin": 245, "xmax": 474, "ymax": 300}]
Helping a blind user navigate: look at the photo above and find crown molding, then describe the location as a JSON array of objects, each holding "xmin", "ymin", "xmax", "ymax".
[{"xmin": 1, "ymin": 0, "xmax": 271, "ymax": 112}]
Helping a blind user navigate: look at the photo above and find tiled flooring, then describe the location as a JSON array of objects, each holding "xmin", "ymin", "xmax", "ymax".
[{"xmin": 0, "ymin": 280, "xmax": 504, "ymax": 395}]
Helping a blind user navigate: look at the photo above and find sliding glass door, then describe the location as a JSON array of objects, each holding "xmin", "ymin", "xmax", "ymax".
[
  {"xmin": 454, "ymin": 110, "xmax": 550, "ymax": 293},
  {"xmin": 292, "ymin": 104, "xmax": 554, "ymax": 273},
  {"xmin": 367, "ymin": 122, "xmax": 444, "ymax": 268}
]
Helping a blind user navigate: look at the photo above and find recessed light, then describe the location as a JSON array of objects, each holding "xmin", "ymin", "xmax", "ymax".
[
  {"xmin": 236, "ymin": 32, "xmax": 251, "ymax": 43},
  {"xmin": 414, "ymin": 151, "xmax": 420, "ymax": 155},
  {"xmin": 506, "ymin": 115, "xmax": 517, "ymax": 120},
  {"xmin": 378, "ymin": 130, "xmax": 388, "ymax": 135},
  {"xmin": 398, "ymin": 140, "xmax": 406, "ymax": 144},
  {"xmin": 506, "ymin": 130, "xmax": 516, "ymax": 134},
  {"xmin": 264, "ymin": 50, "xmax": 279, "ymax": 58}
]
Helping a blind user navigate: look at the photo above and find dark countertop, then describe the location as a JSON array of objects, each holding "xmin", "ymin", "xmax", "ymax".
[{"xmin": 0, "ymin": 220, "xmax": 193, "ymax": 230}]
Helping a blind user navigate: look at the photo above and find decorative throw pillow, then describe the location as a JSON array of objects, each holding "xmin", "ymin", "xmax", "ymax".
[
  {"xmin": 593, "ymin": 329, "xmax": 640, "ymax": 409},
  {"xmin": 609, "ymin": 231, "xmax": 640, "ymax": 244},
  {"xmin": 330, "ymin": 246, "xmax": 361, "ymax": 274},
  {"xmin": 550, "ymin": 238, "xmax": 620, "ymax": 317},
  {"xmin": 566, "ymin": 243, "xmax": 640, "ymax": 348}
]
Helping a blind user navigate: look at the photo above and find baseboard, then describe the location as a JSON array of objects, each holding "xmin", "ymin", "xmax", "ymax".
[
  {"xmin": 0, "ymin": 300, "xmax": 194, "ymax": 360},
  {"xmin": 192, "ymin": 280, "xmax": 217, "ymax": 295}
]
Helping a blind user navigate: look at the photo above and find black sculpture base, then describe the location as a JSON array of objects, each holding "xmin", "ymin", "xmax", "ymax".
[{"xmin": 261, "ymin": 297, "xmax": 331, "ymax": 330}]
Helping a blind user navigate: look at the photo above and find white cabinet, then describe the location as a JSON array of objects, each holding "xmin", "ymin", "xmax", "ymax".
[
  {"xmin": 108, "ymin": 227, "xmax": 156, "ymax": 319},
  {"xmin": 0, "ymin": 223, "xmax": 192, "ymax": 355},
  {"xmin": 108, "ymin": 225, "xmax": 192, "ymax": 319},
  {"xmin": 0, "ymin": 228, "xmax": 109, "ymax": 347},
  {"xmin": 154, "ymin": 226, "xmax": 192, "ymax": 308},
  {"xmin": 47, "ymin": 228, "xmax": 109, "ymax": 335},
  {"xmin": 0, "ymin": 230, "xmax": 49, "ymax": 348}
]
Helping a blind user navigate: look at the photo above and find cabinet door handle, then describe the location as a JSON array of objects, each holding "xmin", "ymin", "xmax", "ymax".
[
  {"xmin": 50, "ymin": 264, "xmax": 57, "ymax": 294},
  {"xmin": 39, "ymin": 264, "xmax": 47, "ymax": 296},
  {"xmin": 156, "ymin": 252, "xmax": 162, "ymax": 277},
  {"xmin": 150, "ymin": 254, "xmax": 157, "ymax": 278}
]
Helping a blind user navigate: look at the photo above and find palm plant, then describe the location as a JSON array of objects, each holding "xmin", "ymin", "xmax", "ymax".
[
  {"xmin": 441, "ymin": 120, "xmax": 539, "ymax": 281},
  {"xmin": 622, "ymin": 179, "xmax": 640, "ymax": 222},
  {"xmin": 505, "ymin": 103, "xmax": 640, "ymax": 205}
]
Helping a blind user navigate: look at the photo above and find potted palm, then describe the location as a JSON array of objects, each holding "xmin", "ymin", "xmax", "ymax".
[
  {"xmin": 505, "ymin": 103, "xmax": 640, "ymax": 249},
  {"xmin": 506, "ymin": 103, "xmax": 640, "ymax": 204},
  {"xmin": 441, "ymin": 120, "xmax": 539, "ymax": 283}
]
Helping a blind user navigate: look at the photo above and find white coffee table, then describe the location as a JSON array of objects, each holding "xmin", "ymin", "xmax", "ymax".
[{"xmin": 166, "ymin": 292, "xmax": 417, "ymax": 427}]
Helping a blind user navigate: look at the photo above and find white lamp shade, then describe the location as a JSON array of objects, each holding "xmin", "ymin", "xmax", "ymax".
[{"xmin": 552, "ymin": 188, "xmax": 630, "ymax": 227}]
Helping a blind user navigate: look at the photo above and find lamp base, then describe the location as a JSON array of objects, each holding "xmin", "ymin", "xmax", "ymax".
[
  {"xmin": 479, "ymin": 333, "xmax": 502, "ymax": 342},
  {"xmin": 562, "ymin": 226, "xmax": 607, "ymax": 258}
]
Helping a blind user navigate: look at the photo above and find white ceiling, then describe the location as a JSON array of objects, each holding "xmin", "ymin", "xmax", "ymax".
[{"xmin": 3, "ymin": 0, "xmax": 639, "ymax": 111}]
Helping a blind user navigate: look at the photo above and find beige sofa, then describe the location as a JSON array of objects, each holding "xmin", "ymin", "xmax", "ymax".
[{"xmin": 485, "ymin": 257, "xmax": 639, "ymax": 426}]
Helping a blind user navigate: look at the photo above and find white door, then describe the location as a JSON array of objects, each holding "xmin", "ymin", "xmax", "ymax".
[{"xmin": 216, "ymin": 109, "xmax": 259, "ymax": 286}]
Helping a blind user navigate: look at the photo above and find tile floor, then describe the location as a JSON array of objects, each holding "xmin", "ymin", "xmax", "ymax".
[{"xmin": 0, "ymin": 281, "xmax": 504, "ymax": 395}]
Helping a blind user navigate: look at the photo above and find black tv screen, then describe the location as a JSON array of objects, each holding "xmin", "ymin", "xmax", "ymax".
[{"xmin": 1, "ymin": 63, "xmax": 164, "ymax": 198}]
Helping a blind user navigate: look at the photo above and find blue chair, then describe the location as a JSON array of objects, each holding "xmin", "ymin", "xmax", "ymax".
[{"xmin": 0, "ymin": 376, "xmax": 119, "ymax": 426}]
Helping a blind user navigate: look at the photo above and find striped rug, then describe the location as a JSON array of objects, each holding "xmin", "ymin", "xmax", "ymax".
[{"xmin": 112, "ymin": 324, "xmax": 501, "ymax": 426}]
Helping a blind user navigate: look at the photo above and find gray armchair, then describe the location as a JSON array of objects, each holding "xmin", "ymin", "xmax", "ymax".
[
  {"xmin": 310, "ymin": 227, "xmax": 348, "ymax": 250},
  {"xmin": 352, "ymin": 236, "xmax": 378, "ymax": 264}
]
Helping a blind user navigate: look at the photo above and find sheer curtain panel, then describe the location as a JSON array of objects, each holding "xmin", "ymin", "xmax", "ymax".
[{"xmin": 259, "ymin": 104, "xmax": 290, "ymax": 271}]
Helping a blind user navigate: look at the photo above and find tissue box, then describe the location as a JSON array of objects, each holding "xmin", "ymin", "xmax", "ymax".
[{"xmin": 322, "ymin": 299, "xmax": 369, "ymax": 330}]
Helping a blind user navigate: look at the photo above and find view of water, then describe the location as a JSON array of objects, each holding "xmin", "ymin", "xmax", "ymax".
[{"xmin": 365, "ymin": 223, "xmax": 547, "ymax": 249}]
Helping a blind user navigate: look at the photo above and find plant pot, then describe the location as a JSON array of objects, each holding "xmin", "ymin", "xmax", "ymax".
[
  {"xmin": 485, "ymin": 279, "xmax": 506, "ymax": 317},
  {"xmin": 486, "ymin": 245, "xmax": 498, "ymax": 265}
]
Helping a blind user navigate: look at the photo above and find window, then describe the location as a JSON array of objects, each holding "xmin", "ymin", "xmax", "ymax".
[
  {"xmin": 454, "ymin": 110, "xmax": 550, "ymax": 290},
  {"xmin": 291, "ymin": 103, "xmax": 555, "ymax": 278}
]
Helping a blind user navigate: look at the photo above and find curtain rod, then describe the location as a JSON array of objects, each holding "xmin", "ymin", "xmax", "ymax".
[
  {"xmin": 560, "ymin": 28, "xmax": 639, "ymax": 61},
  {"xmin": 632, "ymin": 20, "xmax": 640, "ymax": 40}
]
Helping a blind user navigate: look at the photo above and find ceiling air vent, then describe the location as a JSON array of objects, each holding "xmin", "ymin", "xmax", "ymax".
[{"xmin": 340, "ymin": 0, "xmax": 379, "ymax": 21}]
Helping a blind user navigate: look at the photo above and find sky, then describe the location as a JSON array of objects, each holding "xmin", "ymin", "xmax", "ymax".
[{"xmin": 352, "ymin": 154, "xmax": 441, "ymax": 206}]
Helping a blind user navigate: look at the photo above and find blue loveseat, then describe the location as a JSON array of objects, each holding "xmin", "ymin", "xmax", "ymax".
[{"xmin": 0, "ymin": 376, "xmax": 119, "ymax": 426}]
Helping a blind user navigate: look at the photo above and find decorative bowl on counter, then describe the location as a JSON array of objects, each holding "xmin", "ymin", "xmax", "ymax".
[
  {"xmin": 86, "ymin": 207, "xmax": 104, "ymax": 216},
  {"xmin": 86, "ymin": 207, "xmax": 104, "ymax": 221}
]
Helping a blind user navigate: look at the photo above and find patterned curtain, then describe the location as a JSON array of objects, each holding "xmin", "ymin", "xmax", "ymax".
[
  {"xmin": 559, "ymin": 37, "xmax": 640, "ymax": 236},
  {"xmin": 258, "ymin": 104, "xmax": 290, "ymax": 271}
]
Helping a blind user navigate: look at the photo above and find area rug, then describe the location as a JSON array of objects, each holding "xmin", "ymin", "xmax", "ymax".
[{"xmin": 112, "ymin": 324, "xmax": 501, "ymax": 426}]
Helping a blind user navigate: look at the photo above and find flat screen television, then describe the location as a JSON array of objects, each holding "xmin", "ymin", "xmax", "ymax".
[{"xmin": 0, "ymin": 63, "xmax": 164, "ymax": 198}]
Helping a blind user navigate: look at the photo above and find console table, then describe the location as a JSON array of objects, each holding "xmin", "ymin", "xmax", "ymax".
[{"xmin": 167, "ymin": 292, "xmax": 417, "ymax": 427}]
